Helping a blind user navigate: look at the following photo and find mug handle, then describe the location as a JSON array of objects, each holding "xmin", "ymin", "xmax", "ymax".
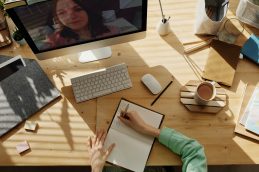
[
  {"xmin": 210, "ymin": 81, "xmax": 217, "ymax": 96},
  {"xmin": 211, "ymin": 81, "xmax": 216, "ymax": 86}
]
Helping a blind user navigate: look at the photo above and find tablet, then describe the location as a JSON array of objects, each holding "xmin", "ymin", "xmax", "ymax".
[{"xmin": 0, "ymin": 55, "xmax": 26, "ymax": 81}]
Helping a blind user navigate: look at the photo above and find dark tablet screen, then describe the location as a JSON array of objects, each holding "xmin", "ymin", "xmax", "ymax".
[{"xmin": 0, "ymin": 59, "xmax": 25, "ymax": 81}]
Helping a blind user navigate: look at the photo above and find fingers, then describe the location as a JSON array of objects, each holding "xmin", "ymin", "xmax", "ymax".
[
  {"xmin": 93, "ymin": 130, "xmax": 98, "ymax": 145},
  {"xmin": 96, "ymin": 129, "xmax": 105, "ymax": 145},
  {"xmin": 89, "ymin": 137, "xmax": 92, "ymax": 148},
  {"xmin": 90, "ymin": 129, "xmax": 108, "ymax": 146},
  {"xmin": 120, "ymin": 110, "xmax": 127, "ymax": 118},
  {"xmin": 120, "ymin": 110, "xmax": 131, "ymax": 119},
  {"xmin": 118, "ymin": 116, "xmax": 131, "ymax": 127},
  {"xmin": 104, "ymin": 143, "xmax": 115, "ymax": 159},
  {"xmin": 120, "ymin": 110, "xmax": 125, "ymax": 115},
  {"xmin": 100, "ymin": 130, "xmax": 107, "ymax": 145}
]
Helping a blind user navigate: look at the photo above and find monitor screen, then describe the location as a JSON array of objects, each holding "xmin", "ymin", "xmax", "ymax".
[{"xmin": 7, "ymin": 0, "xmax": 147, "ymax": 60}]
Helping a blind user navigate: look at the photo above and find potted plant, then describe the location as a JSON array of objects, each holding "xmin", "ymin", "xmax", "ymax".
[
  {"xmin": 0, "ymin": 0, "xmax": 12, "ymax": 47},
  {"xmin": 0, "ymin": 0, "xmax": 7, "ymax": 18},
  {"xmin": 0, "ymin": 0, "xmax": 6, "ymax": 30},
  {"xmin": 12, "ymin": 27, "xmax": 26, "ymax": 45},
  {"xmin": 0, "ymin": 0, "xmax": 4, "ymax": 9}
]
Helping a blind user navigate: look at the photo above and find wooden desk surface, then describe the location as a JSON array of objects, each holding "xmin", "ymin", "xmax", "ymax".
[{"xmin": 1, "ymin": 0, "xmax": 259, "ymax": 166}]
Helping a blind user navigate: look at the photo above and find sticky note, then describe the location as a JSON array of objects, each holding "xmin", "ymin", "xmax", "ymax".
[
  {"xmin": 16, "ymin": 141, "xmax": 30, "ymax": 154},
  {"xmin": 24, "ymin": 121, "xmax": 37, "ymax": 131}
]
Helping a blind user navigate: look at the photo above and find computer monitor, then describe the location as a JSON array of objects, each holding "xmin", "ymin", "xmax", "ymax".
[{"xmin": 7, "ymin": 0, "xmax": 147, "ymax": 63}]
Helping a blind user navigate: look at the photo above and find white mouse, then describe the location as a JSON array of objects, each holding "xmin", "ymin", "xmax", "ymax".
[{"xmin": 141, "ymin": 74, "xmax": 162, "ymax": 94}]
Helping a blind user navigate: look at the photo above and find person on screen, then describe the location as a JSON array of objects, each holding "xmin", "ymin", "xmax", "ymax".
[
  {"xmin": 89, "ymin": 111, "xmax": 207, "ymax": 172},
  {"xmin": 46, "ymin": 0, "xmax": 118, "ymax": 48}
]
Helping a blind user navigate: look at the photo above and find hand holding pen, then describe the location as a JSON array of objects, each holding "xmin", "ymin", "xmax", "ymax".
[{"xmin": 118, "ymin": 110, "xmax": 160, "ymax": 137}]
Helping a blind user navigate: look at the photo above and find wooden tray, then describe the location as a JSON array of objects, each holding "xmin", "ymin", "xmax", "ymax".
[{"xmin": 180, "ymin": 80, "xmax": 227, "ymax": 113}]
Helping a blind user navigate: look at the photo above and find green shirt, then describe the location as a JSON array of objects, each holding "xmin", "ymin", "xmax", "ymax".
[{"xmin": 158, "ymin": 128, "xmax": 207, "ymax": 172}]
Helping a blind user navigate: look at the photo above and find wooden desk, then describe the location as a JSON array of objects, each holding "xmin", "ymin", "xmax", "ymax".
[{"xmin": 1, "ymin": 0, "xmax": 259, "ymax": 166}]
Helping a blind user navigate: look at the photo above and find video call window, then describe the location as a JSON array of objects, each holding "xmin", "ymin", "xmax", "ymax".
[{"xmin": 13, "ymin": 0, "xmax": 143, "ymax": 51}]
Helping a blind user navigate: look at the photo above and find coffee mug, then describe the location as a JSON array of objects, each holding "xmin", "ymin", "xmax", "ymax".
[{"xmin": 194, "ymin": 81, "xmax": 216, "ymax": 105}]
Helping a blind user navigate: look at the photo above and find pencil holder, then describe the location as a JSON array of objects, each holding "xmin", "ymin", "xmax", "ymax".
[
  {"xmin": 194, "ymin": 0, "xmax": 229, "ymax": 35},
  {"xmin": 156, "ymin": 20, "xmax": 171, "ymax": 36}
]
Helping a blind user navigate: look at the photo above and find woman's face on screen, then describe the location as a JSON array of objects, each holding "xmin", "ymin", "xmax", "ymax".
[{"xmin": 56, "ymin": 0, "xmax": 89, "ymax": 31}]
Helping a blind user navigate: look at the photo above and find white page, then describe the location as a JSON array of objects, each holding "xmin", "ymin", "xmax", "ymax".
[
  {"xmin": 240, "ymin": 87, "xmax": 259, "ymax": 125},
  {"xmin": 105, "ymin": 129, "xmax": 152, "ymax": 172},
  {"xmin": 244, "ymin": 87, "xmax": 259, "ymax": 134},
  {"xmin": 104, "ymin": 99, "xmax": 163, "ymax": 172}
]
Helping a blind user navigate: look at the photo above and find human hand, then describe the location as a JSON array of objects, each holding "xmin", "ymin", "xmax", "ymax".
[
  {"xmin": 89, "ymin": 130, "xmax": 115, "ymax": 172},
  {"xmin": 118, "ymin": 111, "xmax": 160, "ymax": 137}
]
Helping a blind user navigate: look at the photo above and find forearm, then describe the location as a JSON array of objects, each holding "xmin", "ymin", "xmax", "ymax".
[
  {"xmin": 158, "ymin": 128, "xmax": 207, "ymax": 172},
  {"xmin": 143, "ymin": 124, "xmax": 160, "ymax": 137}
]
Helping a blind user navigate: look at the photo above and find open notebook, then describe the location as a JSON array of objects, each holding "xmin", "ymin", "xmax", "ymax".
[{"xmin": 104, "ymin": 98, "xmax": 164, "ymax": 172}]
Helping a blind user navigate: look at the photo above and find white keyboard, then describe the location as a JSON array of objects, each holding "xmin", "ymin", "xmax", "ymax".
[{"xmin": 71, "ymin": 63, "xmax": 132, "ymax": 103}]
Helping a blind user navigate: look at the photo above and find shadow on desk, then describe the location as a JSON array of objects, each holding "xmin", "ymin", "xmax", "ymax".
[{"xmin": 61, "ymin": 86, "xmax": 96, "ymax": 133}]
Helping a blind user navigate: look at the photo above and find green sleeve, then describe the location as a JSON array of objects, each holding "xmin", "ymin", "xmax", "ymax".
[{"xmin": 158, "ymin": 128, "xmax": 207, "ymax": 172}]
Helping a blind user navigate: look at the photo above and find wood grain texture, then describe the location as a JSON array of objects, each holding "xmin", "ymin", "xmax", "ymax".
[{"xmin": 0, "ymin": 0, "xmax": 259, "ymax": 166}]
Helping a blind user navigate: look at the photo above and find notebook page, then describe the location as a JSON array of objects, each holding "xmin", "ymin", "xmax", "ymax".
[
  {"xmin": 105, "ymin": 129, "xmax": 152, "ymax": 172},
  {"xmin": 239, "ymin": 87, "xmax": 259, "ymax": 125},
  {"xmin": 245, "ymin": 87, "xmax": 259, "ymax": 135}
]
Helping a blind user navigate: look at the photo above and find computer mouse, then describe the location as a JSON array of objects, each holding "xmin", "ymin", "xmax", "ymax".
[{"xmin": 141, "ymin": 74, "xmax": 162, "ymax": 94}]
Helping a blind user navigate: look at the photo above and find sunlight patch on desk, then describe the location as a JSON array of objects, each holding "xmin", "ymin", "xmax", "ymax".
[
  {"xmin": 2, "ymin": 135, "xmax": 68, "ymax": 143},
  {"xmin": 2, "ymin": 133, "xmax": 91, "ymax": 145},
  {"xmin": 232, "ymin": 137, "xmax": 257, "ymax": 163},
  {"xmin": 38, "ymin": 115, "xmax": 94, "ymax": 123},
  {"xmin": 8, "ymin": 155, "xmax": 89, "ymax": 165}
]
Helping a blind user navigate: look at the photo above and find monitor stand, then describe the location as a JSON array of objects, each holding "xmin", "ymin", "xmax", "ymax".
[{"xmin": 78, "ymin": 47, "xmax": 112, "ymax": 63}]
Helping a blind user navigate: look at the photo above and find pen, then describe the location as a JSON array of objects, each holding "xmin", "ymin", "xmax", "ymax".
[
  {"xmin": 167, "ymin": 16, "xmax": 171, "ymax": 22},
  {"xmin": 121, "ymin": 104, "xmax": 129, "ymax": 118},
  {"xmin": 151, "ymin": 80, "xmax": 173, "ymax": 106}
]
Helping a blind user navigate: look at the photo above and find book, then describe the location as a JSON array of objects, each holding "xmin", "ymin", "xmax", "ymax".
[
  {"xmin": 202, "ymin": 39, "xmax": 241, "ymax": 86},
  {"xmin": 104, "ymin": 98, "xmax": 164, "ymax": 172},
  {"xmin": 241, "ymin": 34, "xmax": 259, "ymax": 64},
  {"xmin": 244, "ymin": 87, "xmax": 259, "ymax": 135},
  {"xmin": 239, "ymin": 87, "xmax": 259, "ymax": 126},
  {"xmin": 234, "ymin": 85, "xmax": 259, "ymax": 141},
  {"xmin": 4, "ymin": 0, "xmax": 27, "ymax": 10}
]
